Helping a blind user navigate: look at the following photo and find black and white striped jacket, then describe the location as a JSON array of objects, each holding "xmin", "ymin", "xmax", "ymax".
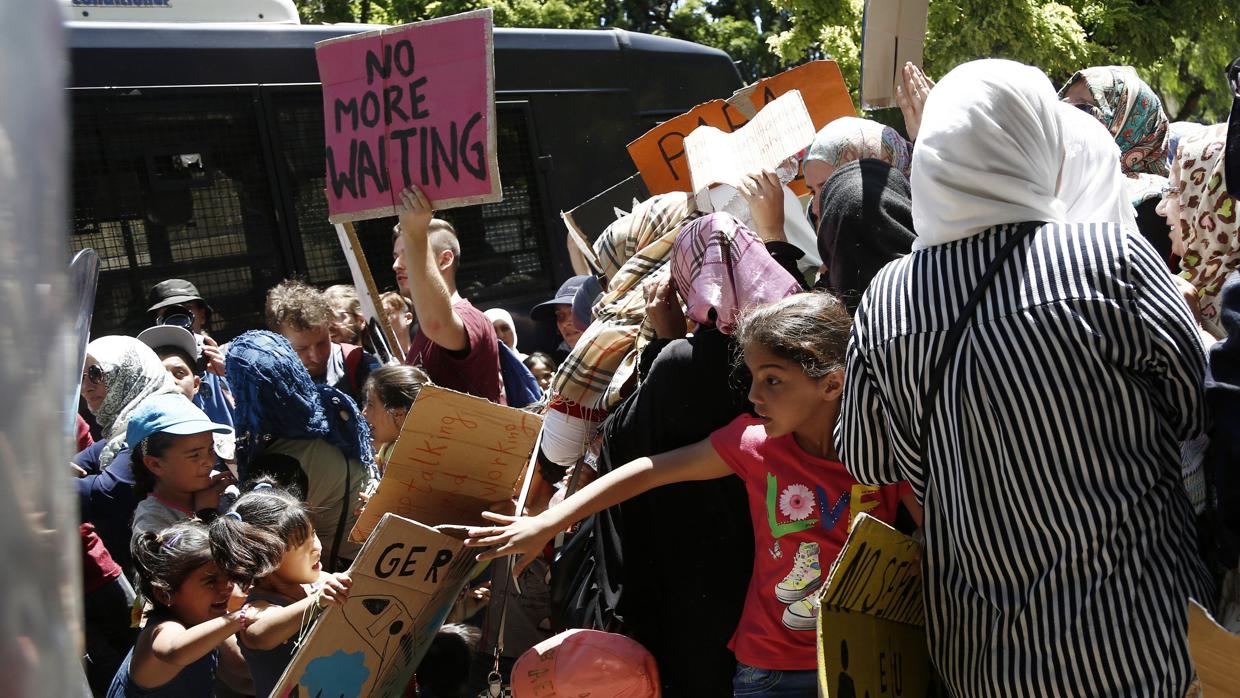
[{"xmin": 838, "ymin": 221, "xmax": 1214, "ymax": 697}]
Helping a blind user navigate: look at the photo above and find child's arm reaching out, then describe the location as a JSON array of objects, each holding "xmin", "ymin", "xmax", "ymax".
[
  {"xmin": 465, "ymin": 437, "xmax": 732, "ymax": 574},
  {"xmin": 241, "ymin": 573, "xmax": 352, "ymax": 651},
  {"xmin": 146, "ymin": 611, "xmax": 245, "ymax": 669}
]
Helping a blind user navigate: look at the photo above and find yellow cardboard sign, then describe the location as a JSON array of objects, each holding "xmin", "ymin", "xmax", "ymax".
[
  {"xmin": 1188, "ymin": 600, "xmax": 1240, "ymax": 697},
  {"xmin": 271, "ymin": 514, "xmax": 476, "ymax": 697},
  {"xmin": 817, "ymin": 513, "xmax": 930, "ymax": 697},
  {"xmin": 350, "ymin": 384, "xmax": 543, "ymax": 543}
]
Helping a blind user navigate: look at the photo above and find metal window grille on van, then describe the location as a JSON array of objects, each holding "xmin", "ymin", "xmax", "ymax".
[{"xmin": 70, "ymin": 85, "xmax": 555, "ymax": 341}]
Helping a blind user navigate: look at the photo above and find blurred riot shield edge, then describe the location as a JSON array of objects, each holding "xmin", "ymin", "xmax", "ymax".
[{"xmin": 0, "ymin": 0, "xmax": 90, "ymax": 695}]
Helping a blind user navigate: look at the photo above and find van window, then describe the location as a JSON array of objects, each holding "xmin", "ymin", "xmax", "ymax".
[{"xmin": 69, "ymin": 84, "xmax": 554, "ymax": 340}]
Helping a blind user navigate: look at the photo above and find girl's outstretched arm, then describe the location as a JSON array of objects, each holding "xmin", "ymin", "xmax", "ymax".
[
  {"xmin": 465, "ymin": 437, "xmax": 731, "ymax": 574},
  {"xmin": 242, "ymin": 573, "xmax": 351, "ymax": 651},
  {"xmin": 144, "ymin": 611, "xmax": 244, "ymax": 670}
]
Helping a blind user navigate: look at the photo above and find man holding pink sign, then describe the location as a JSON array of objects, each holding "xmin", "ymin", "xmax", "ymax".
[{"xmin": 315, "ymin": 10, "xmax": 507, "ymax": 404}]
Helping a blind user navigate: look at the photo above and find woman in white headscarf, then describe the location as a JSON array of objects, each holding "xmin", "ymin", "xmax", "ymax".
[
  {"xmin": 839, "ymin": 59, "xmax": 1212, "ymax": 696},
  {"xmin": 75, "ymin": 336, "xmax": 181, "ymax": 571},
  {"xmin": 483, "ymin": 307, "xmax": 525, "ymax": 359},
  {"xmin": 1057, "ymin": 102, "xmax": 1139, "ymax": 228}
]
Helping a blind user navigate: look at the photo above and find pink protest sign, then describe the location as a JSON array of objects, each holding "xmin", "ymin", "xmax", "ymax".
[{"xmin": 315, "ymin": 9, "xmax": 501, "ymax": 223}]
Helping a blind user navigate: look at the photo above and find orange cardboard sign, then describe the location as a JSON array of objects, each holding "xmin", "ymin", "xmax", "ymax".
[
  {"xmin": 627, "ymin": 99, "xmax": 751, "ymax": 194},
  {"xmin": 748, "ymin": 61, "xmax": 856, "ymax": 133},
  {"xmin": 628, "ymin": 61, "xmax": 855, "ymax": 197}
]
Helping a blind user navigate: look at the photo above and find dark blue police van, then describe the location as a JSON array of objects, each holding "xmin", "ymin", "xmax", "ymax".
[{"xmin": 66, "ymin": 15, "xmax": 741, "ymax": 342}]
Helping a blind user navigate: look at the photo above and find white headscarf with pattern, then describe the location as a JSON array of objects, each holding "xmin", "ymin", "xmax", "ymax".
[{"xmin": 86, "ymin": 335, "xmax": 180, "ymax": 468}]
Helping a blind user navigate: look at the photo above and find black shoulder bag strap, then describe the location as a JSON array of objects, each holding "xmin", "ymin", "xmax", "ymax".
[{"xmin": 917, "ymin": 221, "xmax": 1042, "ymax": 463}]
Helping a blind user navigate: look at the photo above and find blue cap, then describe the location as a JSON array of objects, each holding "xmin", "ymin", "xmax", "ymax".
[
  {"xmin": 126, "ymin": 393, "xmax": 233, "ymax": 448},
  {"xmin": 571, "ymin": 275, "xmax": 603, "ymax": 332},
  {"xmin": 531, "ymin": 275, "xmax": 594, "ymax": 322}
]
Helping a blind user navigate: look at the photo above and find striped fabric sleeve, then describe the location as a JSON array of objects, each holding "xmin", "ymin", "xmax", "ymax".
[
  {"xmin": 1124, "ymin": 230, "xmax": 1208, "ymax": 442},
  {"xmin": 837, "ymin": 321, "xmax": 902, "ymax": 486}
]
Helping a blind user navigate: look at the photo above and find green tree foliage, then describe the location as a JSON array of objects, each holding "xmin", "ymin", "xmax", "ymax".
[
  {"xmin": 767, "ymin": 0, "xmax": 1238, "ymax": 122},
  {"xmin": 292, "ymin": 0, "xmax": 786, "ymax": 81},
  {"xmin": 294, "ymin": 0, "xmax": 1237, "ymax": 121}
]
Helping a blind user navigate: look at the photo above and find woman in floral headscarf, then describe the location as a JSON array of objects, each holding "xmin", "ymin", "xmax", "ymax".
[
  {"xmin": 802, "ymin": 117, "xmax": 913, "ymax": 219},
  {"xmin": 1060, "ymin": 65, "xmax": 1170, "ymax": 177},
  {"xmin": 75, "ymin": 336, "xmax": 181, "ymax": 571},
  {"xmin": 1158, "ymin": 123, "xmax": 1240, "ymax": 338}
]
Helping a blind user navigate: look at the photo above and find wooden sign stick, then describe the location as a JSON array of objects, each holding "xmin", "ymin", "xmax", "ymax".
[{"xmin": 335, "ymin": 221, "xmax": 403, "ymax": 361}]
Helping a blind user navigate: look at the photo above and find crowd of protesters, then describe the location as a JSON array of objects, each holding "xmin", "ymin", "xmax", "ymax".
[{"xmin": 74, "ymin": 55, "xmax": 1240, "ymax": 698}]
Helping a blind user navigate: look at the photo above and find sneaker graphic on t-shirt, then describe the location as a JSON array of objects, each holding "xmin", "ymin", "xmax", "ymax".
[
  {"xmin": 775, "ymin": 542, "xmax": 822, "ymax": 603},
  {"xmin": 781, "ymin": 595, "xmax": 820, "ymax": 631}
]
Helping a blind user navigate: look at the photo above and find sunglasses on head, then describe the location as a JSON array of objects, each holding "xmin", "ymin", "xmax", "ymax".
[{"xmin": 83, "ymin": 363, "xmax": 105, "ymax": 386}]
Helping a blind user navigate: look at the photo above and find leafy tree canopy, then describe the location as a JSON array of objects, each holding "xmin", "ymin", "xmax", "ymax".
[{"xmin": 295, "ymin": 0, "xmax": 1238, "ymax": 121}]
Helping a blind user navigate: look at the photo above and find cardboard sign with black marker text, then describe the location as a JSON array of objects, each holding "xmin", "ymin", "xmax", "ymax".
[
  {"xmin": 270, "ymin": 514, "xmax": 475, "ymax": 697},
  {"xmin": 626, "ymin": 60, "xmax": 854, "ymax": 197},
  {"xmin": 271, "ymin": 387, "xmax": 543, "ymax": 697},
  {"xmin": 316, "ymin": 9, "xmax": 502, "ymax": 223},
  {"xmin": 350, "ymin": 384, "xmax": 543, "ymax": 542},
  {"xmin": 817, "ymin": 513, "xmax": 930, "ymax": 698}
]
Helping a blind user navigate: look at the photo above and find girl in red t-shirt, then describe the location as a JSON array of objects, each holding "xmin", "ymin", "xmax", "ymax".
[{"xmin": 465, "ymin": 292, "xmax": 904, "ymax": 696}]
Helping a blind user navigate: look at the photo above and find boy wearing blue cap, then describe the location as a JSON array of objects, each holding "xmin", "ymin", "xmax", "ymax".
[{"xmin": 127, "ymin": 394, "xmax": 234, "ymax": 546}]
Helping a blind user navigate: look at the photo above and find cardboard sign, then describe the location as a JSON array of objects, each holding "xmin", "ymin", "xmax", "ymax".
[
  {"xmin": 1188, "ymin": 600, "xmax": 1240, "ymax": 697},
  {"xmin": 561, "ymin": 173, "xmax": 652, "ymax": 274},
  {"xmin": 271, "ymin": 514, "xmax": 476, "ymax": 698},
  {"xmin": 626, "ymin": 99, "xmax": 751, "ymax": 194},
  {"xmin": 315, "ymin": 9, "xmax": 502, "ymax": 223},
  {"xmin": 747, "ymin": 61, "xmax": 855, "ymax": 133},
  {"xmin": 628, "ymin": 61, "xmax": 854, "ymax": 197},
  {"xmin": 684, "ymin": 90, "xmax": 816, "ymax": 195},
  {"xmin": 817, "ymin": 514, "xmax": 930, "ymax": 698},
  {"xmin": 350, "ymin": 385, "xmax": 542, "ymax": 542},
  {"xmin": 860, "ymin": 0, "xmax": 930, "ymax": 110}
]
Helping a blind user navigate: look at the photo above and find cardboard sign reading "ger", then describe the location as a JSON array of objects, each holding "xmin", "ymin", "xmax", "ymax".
[{"xmin": 272, "ymin": 514, "xmax": 476, "ymax": 698}]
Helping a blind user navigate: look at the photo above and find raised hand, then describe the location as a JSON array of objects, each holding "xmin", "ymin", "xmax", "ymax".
[
  {"xmin": 644, "ymin": 273, "xmax": 686, "ymax": 339},
  {"xmin": 737, "ymin": 169, "xmax": 786, "ymax": 242},
  {"xmin": 895, "ymin": 62, "xmax": 935, "ymax": 142},
  {"xmin": 396, "ymin": 186, "xmax": 433, "ymax": 237}
]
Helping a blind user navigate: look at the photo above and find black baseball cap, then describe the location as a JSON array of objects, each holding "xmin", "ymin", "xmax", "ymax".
[
  {"xmin": 147, "ymin": 278, "xmax": 211, "ymax": 314},
  {"xmin": 531, "ymin": 276, "xmax": 592, "ymax": 322}
]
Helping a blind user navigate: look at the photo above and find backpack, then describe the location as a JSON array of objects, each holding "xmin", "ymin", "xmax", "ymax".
[{"xmin": 339, "ymin": 342, "xmax": 370, "ymax": 401}]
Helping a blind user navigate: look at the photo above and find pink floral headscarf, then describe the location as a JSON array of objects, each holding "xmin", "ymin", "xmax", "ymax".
[{"xmin": 670, "ymin": 213, "xmax": 802, "ymax": 335}]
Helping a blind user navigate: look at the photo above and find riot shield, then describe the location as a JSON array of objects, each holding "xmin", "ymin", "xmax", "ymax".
[{"xmin": 0, "ymin": 1, "xmax": 89, "ymax": 695}]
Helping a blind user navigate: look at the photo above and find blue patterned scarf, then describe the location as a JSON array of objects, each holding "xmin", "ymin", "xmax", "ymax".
[{"xmin": 225, "ymin": 331, "xmax": 374, "ymax": 475}]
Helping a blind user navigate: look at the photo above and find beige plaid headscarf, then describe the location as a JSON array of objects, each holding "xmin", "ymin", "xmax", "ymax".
[{"xmin": 550, "ymin": 192, "xmax": 693, "ymax": 413}]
